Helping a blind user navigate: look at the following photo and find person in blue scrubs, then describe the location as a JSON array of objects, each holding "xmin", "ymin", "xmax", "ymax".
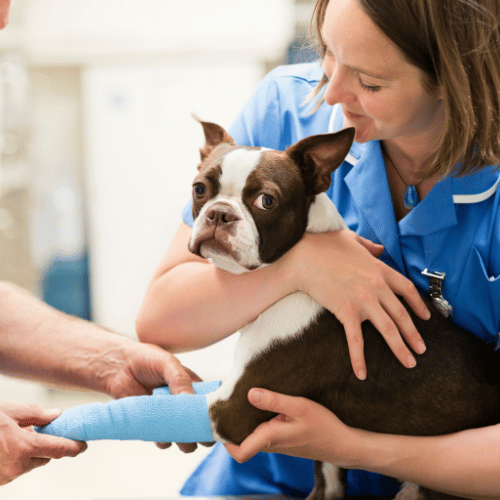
[{"xmin": 136, "ymin": 0, "xmax": 500, "ymax": 496}]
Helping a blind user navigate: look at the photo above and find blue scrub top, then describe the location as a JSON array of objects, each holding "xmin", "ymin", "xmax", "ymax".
[{"xmin": 181, "ymin": 62, "xmax": 500, "ymax": 497}]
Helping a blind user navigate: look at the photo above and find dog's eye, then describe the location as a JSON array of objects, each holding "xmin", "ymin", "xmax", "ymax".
[
  {"xmin": 193, "ymin": 184, "xmax": 206, "ymax": 199},
  {"xmin": 254, "ymin": 193, "xmax": 276, "ymax": 210}
]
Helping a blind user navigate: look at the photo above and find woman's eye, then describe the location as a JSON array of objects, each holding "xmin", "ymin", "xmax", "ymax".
[
  {"xmin": 358, "ymin": 77, "xmax": 382, "ymax": 92},
  {"xmin": 193, "ymin": 184, "xmax": 206, "ymax": 198},
  {"xmin": 253, "ymin": 193, "xmax": 276, "ymax": 210}
]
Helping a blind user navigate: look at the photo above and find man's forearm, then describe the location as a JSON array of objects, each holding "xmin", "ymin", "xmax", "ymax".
[{"xmin": 0, "ymin": 281, "xmax": 133, "ymax": 394}]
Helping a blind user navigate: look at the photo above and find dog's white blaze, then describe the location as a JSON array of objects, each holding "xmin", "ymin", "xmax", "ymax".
[
  {"xmin": 207, "ymin": 193, "xmax": 345, "ymax": 442},
  {"xmin": 190, "ymin": 148, "xmax": 270, "ymax": 275},
  {"xmin": 220, "ymin": 148, "xmax": 264, "ymax": 197}
]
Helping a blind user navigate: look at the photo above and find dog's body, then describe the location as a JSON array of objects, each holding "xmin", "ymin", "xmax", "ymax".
[{"xmin": 188, "ymin": 119, "xmax": 500, "ymax": 499}]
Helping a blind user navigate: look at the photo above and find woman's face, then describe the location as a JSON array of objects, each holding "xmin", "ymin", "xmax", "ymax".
[{"xmin": 321, "ymin": 0, "xmax": 444, "ymax": 144}]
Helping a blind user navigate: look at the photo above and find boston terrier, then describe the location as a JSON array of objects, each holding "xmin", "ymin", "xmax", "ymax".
[{"xmin": 188, "ymin": 118, "xmax": 500, "ymax": 500}]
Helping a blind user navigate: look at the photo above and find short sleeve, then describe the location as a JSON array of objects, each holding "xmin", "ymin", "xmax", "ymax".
[{"xmin": 229, "ymin": 69, "xmax": 282, "ymax": 148}]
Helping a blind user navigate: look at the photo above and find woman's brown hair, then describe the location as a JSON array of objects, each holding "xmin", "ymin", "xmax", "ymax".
[{"xmin": 309, "ymin": 0, "xmax": 500, "ymax": 178}]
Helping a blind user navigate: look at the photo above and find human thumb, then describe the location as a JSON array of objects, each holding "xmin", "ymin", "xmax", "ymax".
[{"xmin": 248, "ymin": 388, "xmax": 292, "ymax": 417}]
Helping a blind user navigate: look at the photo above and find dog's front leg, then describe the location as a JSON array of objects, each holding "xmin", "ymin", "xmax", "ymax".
[{"xmin": 306, "ymin": 461, "xmax": 345, "ymax": 500}]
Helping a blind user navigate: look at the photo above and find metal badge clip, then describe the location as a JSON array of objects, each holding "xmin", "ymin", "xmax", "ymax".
[{"xmin": 421, "ymin": 269, "xmax": 453, "ymax": 318}]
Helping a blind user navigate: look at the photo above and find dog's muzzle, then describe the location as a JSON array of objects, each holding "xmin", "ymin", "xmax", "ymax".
[
  {"xmin": 189, "ymin": 202, "xmax": 241, "ymax": 257},
  {"xmin": 189, "ymin": 199, "xmax": 262, "ymax": 274}
]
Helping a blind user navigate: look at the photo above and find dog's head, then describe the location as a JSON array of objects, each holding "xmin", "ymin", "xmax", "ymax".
[{"xmin": 188, "ymin": 118, "xmax": 354, "ymax": 274}]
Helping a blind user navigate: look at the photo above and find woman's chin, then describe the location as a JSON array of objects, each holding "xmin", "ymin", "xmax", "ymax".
[{"xmin": 353, "ymin": 127, "xmax": 375, "ymax": 144}]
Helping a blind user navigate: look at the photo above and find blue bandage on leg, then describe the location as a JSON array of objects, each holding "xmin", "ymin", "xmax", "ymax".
[{"xmin": 36, "ymin": 380, "xmax": 221, "ymax": 443}]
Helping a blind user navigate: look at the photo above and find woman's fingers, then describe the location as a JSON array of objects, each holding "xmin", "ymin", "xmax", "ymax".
[
  {"xmin": 354, "ymin": 234, "xmax": 384, "ymax": 257},
  {"xmin": 390, "ymin": 272, "xmax": 432, "ymax": 322},
  {"xmin": 365, "ymin": 304, "xmax": 417, "ymax": 368},
  {"xmin": 224, "ymin": 389, "xmax": 297, "ymax": 462},
  {"xmin": 342, "ymin": 286, "xmax": 427, "ymax": 378},
  {"xmin": 342, "ymin": 319, "xmax": 367, "ymax": 380},
  {"xmin": 382, "ymin": 291, "xmax": 427, "ymax": 354}
]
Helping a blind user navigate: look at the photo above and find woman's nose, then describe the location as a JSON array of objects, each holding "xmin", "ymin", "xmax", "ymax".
[{"xmin": 323, "ymin": 68, "xmax": 354, "ymax": 106}]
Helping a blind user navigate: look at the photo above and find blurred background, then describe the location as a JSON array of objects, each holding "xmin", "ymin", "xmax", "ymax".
[{"xmin": 0, "ymin": 0, "xmax": 318, "ymax": 498}]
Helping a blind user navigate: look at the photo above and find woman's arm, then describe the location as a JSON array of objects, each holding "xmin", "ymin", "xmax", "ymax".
[
  {"xmin": 136, "ymin": 222, "xmax": 296, "ymax": 352},
  {"xmin": 136, "ymin": 222, "xmax": 429, "ymax": 378},
  {"xmin": 226, "ymin": 388, "xmax": 500, "ymax": 500}
]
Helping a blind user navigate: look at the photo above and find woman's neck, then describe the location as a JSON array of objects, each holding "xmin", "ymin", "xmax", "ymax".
[
  {"xmin": 381, "ymin": 137, "xmax": 437, "ymax": 184},
  {"xmin": 381, "ymin": 135, "xmax": 442, "ymax": 221}
]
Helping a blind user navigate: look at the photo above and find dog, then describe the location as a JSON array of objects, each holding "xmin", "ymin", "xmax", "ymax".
[{"xmin": 188, "ymin": 118, "xmax": 500, "ymax": 500}]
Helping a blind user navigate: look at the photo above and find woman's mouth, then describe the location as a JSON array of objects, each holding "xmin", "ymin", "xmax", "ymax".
[{"xmin": 343, "ymin": 108, "xmax": 365, "ymax": 121}]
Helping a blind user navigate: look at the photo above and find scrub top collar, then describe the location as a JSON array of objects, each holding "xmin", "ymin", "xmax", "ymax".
[{"xmin": 328, "ymin": 104, "xmax": 500, "ymax": 269}]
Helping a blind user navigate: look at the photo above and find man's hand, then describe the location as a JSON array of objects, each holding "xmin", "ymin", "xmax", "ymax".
[
  {"xmin": 104, "ymin": 341, "xmax": 205, "ymax": 453},
  {"xmin": 104, "ymin": 341, "xmax": 201, "ymax": 399},
  {"xmin": 0, "ymin": 403, "xmax": 87, "ymax": 485}
]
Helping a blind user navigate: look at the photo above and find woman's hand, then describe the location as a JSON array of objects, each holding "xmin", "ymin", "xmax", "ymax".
[
  {"xmin": 284, "ymin": 229, "xmax": 430, "ymax": 380},
  {"xmin": 224, "ymin": 388, "xmax": 362, "ymax": 466},
  {"xmin": 0, "ymin": 403, "xmax": 87, "ymax": 485}
]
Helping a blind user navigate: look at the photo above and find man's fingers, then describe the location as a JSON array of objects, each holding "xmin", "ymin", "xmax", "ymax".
[
  {"xmin": 32, "ymin": 434, "xmax": 87, "ymax": 459},
  {"xmin": 155, "ymin": 442, "xmax": 172, "ymax": 450},
  {"xmin": 2, "ymin": 403, "xmax": 62, "ymax": 427},
  {"xmin": 182, "ymin": 366, "xmax": 203, "ymax": 383},
  {"xmin": 176, "ymin": 443, "xmax": 198, "ymax": 453},
  {"xmin": 26, "ymin": 457, "xmax": 51, "ymax": 471},
  {"xmin": 162, "ymin": 354, "xmax": 197, "ymax": 395}
]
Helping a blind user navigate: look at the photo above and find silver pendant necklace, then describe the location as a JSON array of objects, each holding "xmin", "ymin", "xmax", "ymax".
[{"xmin": 384, "ymin": 148, "xmax": 421, "ymax": 210}]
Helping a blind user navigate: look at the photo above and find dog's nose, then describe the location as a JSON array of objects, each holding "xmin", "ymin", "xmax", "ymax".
[{"xmin": 205, "ymin": 206, "xmax": 240, "ymax": 226}]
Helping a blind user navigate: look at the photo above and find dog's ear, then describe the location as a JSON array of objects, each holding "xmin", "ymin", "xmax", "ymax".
[
  {"xmin": 193, "ymin": 115, "xmax": 236, "ymax": 165},
  {"xmin": 285, "ymin": 128, "xmax": 355, "ymax": 195}
]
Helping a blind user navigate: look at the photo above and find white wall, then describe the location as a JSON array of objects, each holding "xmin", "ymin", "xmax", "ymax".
[{"xmin": 21, "ymin": 0, "xmax": 293, "ymax": 64}]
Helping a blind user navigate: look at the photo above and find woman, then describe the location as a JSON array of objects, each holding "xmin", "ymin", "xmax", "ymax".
[{"xmin": 136, "ymin": 0, "xmax": 500, "ymax": 496}]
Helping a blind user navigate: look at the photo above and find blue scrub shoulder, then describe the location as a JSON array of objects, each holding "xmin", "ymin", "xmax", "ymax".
[{"xmin": 229, "ymin": 62, "xmax": 333, "ymax": 150}]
